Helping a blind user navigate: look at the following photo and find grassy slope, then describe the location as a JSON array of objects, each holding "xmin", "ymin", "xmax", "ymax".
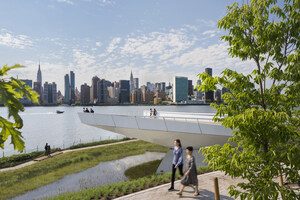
[
  {"xmin": 0, "ymin": 140, "xmax": 168, "ymax": 200},
  {"xmin": 47, "ymin": 166, "xmax": 212, "ymax": 200},
  {"xmin": 0, "ymin": 138, "xmax": 131, "ymax": 169},
  {"xmin": 125, "ymin": 159, "xmax": 162, "ymax": 180}
]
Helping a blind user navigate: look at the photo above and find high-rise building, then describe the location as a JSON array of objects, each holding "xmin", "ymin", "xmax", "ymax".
[
  {"xmin": 204, "ymin": 68, "xmax": 214, "ymax": 102},
  {"xmin": 147, "ymin": 82, "xmax": 153, "ymax": 91},
  {"xmin": 130, "ymin": 89, "xmax": 142, "ymax": 104},
  {"xmin": 119, "ymin": 80, "xmax": 130, "ymax": 103},
  {"xmin": 43, "ymin": 82, "xmax": 57, "ymax": 104},
  {"xmin": 214, "ymin": 89, "xmax": 222, "ymax": 102},
  {"xmin": 20, "ymin": 79, "xmax": 33, "ymax": 105},
  {"xmin": 97, "ymin": 79, "xmax": 108, "ymax": 103},
  {"xmin": 196, "ymin": 80, "xmax": 203, "ymax": 100},
  {"xmin": 161, "ymin": 82, "xmax": 166, "ymax": 92},
  {"xmin": 173, "ymin": 76, "xmax": 188, "ymax": 103},
  {"xmin": 155, "ymin": 83, "xmax": 162, "ymax": 91},
  {"xmin": 37, "ymin": 61, "xmax": 42, "ymax": 84},
  {"xmin": 90, "ymin": 76, "xmax": 100, "ymax": 104},
  {"xmin": 80, "ymin": 83, "xmax": 90, "ymax": 105},
  {"xmin": 33, "ymin": 82, "xmax": 42, "ymax": 103},
  {"xmin": 188, "ymin": 80, "xmax": 193, "ymax": 96},
  {"xmin": 133, "ymin": 78, "xmax": 139, "ymax": 89},
  {"xmin": 108, "ymin": 86, "xmax": 116, "ymax": 98},
  {"xmin": 64, "ymin": 74, "xmax": 70, "ymax": 104},
  {"xmin": 130, "ymin": 71, "xmax": 134, "ymax": 93},
  {"xmin": 142, "ymin": 87, "xmax": 154, "ymax": 103},
  {"xmin": 69, "ymin": 71, "xmax": 75, "ymax": 104}
]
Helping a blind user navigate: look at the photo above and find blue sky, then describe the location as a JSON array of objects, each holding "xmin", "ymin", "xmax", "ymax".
[{"xmin": 0, "ymin": 0, "xmax": 254, "ymax": 92}]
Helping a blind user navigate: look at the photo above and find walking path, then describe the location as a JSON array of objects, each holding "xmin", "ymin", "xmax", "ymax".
[
  {"xmin": 116, "ymin": 171, "xmax": 285, "ymax": 200},
  {"xmin": 0, "ymin": 139, "xmax": 137, "ymax": 173}
]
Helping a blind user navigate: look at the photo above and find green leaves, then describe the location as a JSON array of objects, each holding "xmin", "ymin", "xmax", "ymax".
[
  {"xmin": 197, "ymin": 0, "xmax": 300, "ymax": 199},
  {"xmin": 0, "ymin": 65, "xmax": 39, "ymax": 152}
]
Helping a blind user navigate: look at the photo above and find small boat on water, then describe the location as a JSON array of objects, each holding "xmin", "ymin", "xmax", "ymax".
[{"xmin": 56, "ymin": 110, "xmax": 64, "ymax": 114}]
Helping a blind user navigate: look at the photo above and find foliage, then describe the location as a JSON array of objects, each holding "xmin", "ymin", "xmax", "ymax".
[
  {"xmin": 46, "ymin": 166, "xmax": 211, "ymax": 200},
  {"xmin": 67, "ymin": 137, "xmax": 131, "ymax": 149},
  {"xmin": 197, "ymin": 0, "xmax": 300, "ymax": 199},
  {"xmin": 0, "ymin": 140, "xmax": 168, "ymax": 200},
  {"xmin": 0, "ymin": 65, "xmax": 39, "ymax": 152}
]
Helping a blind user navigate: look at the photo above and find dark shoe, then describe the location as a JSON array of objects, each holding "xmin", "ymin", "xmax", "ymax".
[{"xmin": 168, "ymin": 187, "xmax": 174, "ymax": 191}]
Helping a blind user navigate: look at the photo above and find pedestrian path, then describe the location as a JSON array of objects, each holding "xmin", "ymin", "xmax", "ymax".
[
  {"xmin": 0, "ymin": 139, "xmax": 137, "ymax": 173},
  {"xmin": 33, "ymin": 151, "xmax": 63, "ymax": 161},
  {"xmin": 116, "ymin": 171, "xmax": 284, "ymax": 200}
]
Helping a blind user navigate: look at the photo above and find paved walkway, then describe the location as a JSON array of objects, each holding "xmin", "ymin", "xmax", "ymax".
[
  {"xmin": 0, "ymin": 139, "xmax": 137, "ymax": 173},
  {"xmin": 116, "ymin": 171, "xmax": 284, "ymax": 200}
]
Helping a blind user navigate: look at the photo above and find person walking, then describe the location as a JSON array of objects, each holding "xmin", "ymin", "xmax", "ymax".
[
  {"xmin": 176, "ymin": 146, "xmax": 199, "ymax": 196},
  {"xmin": 153, "ymin": 108, "xmax": 157, "ymax": 117},
  {"xmin": 44, "ymin": 143, "xmax": 48, "ymax": 155},
  {"xmin": 168, "ymin": 139, "xmax": 184, "ymax": 191},
  {"xmin": 150, "ymin": 108, "xmax": 153, "ymax": 117}
]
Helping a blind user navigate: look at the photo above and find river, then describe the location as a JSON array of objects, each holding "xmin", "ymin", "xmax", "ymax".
[{"xmin": 0, "ymin": 105, "xmax": 215, "ymax": 156}]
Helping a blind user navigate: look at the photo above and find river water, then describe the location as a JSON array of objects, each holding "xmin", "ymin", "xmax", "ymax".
[
  {"xmin": 11, "ymin": 152, "xmax": 166, "ymax": 200},
  {"xmin": 0, "ymin": 105, "xmax": 215, "ymax": 156}
]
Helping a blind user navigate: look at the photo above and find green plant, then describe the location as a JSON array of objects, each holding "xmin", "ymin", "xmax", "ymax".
[
  {"xmin": 197, "ymin": 0, "xmax": 300, "ymax": 199},
  {"xmin": 0, "ymin": 65, "xmax": 39, "ymax": 152}
]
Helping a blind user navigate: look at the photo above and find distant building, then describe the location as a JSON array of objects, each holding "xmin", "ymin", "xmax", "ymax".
[
  {"xmin": 33, "ymin": 82, "xmax": 42, "ymax": 103},
  {"xmin": 108, "ymin": 86, "xmax": 118, "ymax": 104},
  {"xmin": 80, "ymin": 83, "xmax": 90, "ymax": 104},
  {"xmin": 214, "ymin": 89, "xmax": 222, "ymax": 102},
  {"xmin": 90, "ymin": 76, "xmax": 100, "ymax": 104},
  {"xmin": 20, "ymin": 79, "xmax": 33, "ymax": 105},
  {"xmin": 119, "ymin": 80, "xmax": 130, "ymax": 103},
  {"xmin": 108, "ymin": 86, "xmax": 116, "ymax": 98},
  {"xmin": 188, "ymin": 80, "xmax": 193, "ymax": 97},
  {"xmin": 147, "ymin": 82, "xmax": 154, "ymax": 91},
  {"xmin": 155, "ymin": 83, "xmax": 162, "ymax": 92},
  {"xmin": 70, "ymin": 71, "xmax": 75, "ymax": 104},
  {"xmin": 173, "ymin": 76, "xmax": 188, "ymax": 103},
  {"xmin": 204, "ymin": 68, "xmax": 214, "ymax": 102},
  {"xmin": 221, "ymin": 87, "xmax": 230, "ymax": 99},
  {"xmin": 130, "ymin": 89, "xmax": 142, "ymax": 104},
  {"xmin": 57, "ymin": 90, "xmax": 63, "ymax": 103},
  {"xmin": 130, "ymin": 71, "xmax": 134, "ymax": 94},
  {"xmin": 43, "ymin": 82, "xmax": 57, "ymax": 104},
  {"xmin": 64, "ymin": 74, "xmax": 70, "ymax": 104},
  {"xmin": 37, "ymin": 61, "xmax": 42, "ymax": 84},
  {"xmin": 97, "ymin": 79, "xmax": 108, "ymax": 104},
  {"xmin": 161, "ymin": 82, "xmax": 166, "ymax": 92},
  {"xmin": 75, "ymin": 87, "xmax": 80, "ymax": 101},
  {"xmin": 133, "ymin": 78, "xmax": 139, "ymax": 89},
  {"xmin": 196, "ymin": 80, "xmax": 203, "ymax": 100},
  {"xmin": 142, "ymin": 87, "xmax": 154, "ymax": 103},
  {"xmin": 155, "ymin": 90, "xmax": 167, "ymax": 101}
]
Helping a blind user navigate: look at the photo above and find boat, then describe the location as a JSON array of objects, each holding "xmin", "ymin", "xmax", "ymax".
[{"xmin": 56, "ymin": 110, "xmax": 64, "ymax": 114}]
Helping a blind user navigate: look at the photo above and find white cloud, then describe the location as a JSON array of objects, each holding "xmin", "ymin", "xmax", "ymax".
[
  {"xmin": 95, "ymin": 42, "xmax": 102, "ymax": 47},
  {"xmin": 0, "ymin": 30, "xmax": 33, "ymax": 49},
  {"xmin": 56, "ymin": 0, "xmax": 74, "ymax": 5},
  {"xmin": 106, "ymin": 37, "xmax": 122, "ymax": 53},
  {"xmin": 73, "ymin": 49, "xmax": 96, "ymax": 67}
]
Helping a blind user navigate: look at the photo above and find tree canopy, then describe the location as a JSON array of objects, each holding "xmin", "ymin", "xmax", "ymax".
[
  {"xmin": 0, "ymin": 65, "xmax": 39, "ymax": 152},
  {"xmin": 197, "ymin": 0, "xmax": 300, "ymax": 199}
]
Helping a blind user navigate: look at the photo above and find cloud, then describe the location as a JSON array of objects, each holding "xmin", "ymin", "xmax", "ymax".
[
  {"xmin": 197, "ymin": 19, "xmax": 216, "ymax": 28},
  {"xmin": 73, "ymin": 49, "xmax": 96, "ymax": 67},
  {"xmin": 95, "ymin": 42, "xmax": 102, "ymax": 47},
  {"xmin": 202, "ymin": 30, "xmax": 217, "ymax": 38},
  {"xmin": 56, "ymin": 0, "xmax": 74, "ymax": 5},
  {"xmin": 106, "ymin": 37, "xmax": 122, "ymax": 53},
  {"xmin": 0, "ymin": 30, "xmax": 33, "ymax": 49}
]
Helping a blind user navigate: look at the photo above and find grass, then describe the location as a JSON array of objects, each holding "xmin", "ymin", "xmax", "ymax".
[
  {"xmin": 46, "ymin": 166, "xmax": 212, "ymax": 200},
  {"xmin": 0, "ymin": 140, "xmax": 168, "ymax": 200},
  {"xmin": 0, "ymin": 137, "xmax": 131, "ymax": 169},
  {"xmin": 125, "ymin": 159, "xmax": 162, "ymax": 180}
]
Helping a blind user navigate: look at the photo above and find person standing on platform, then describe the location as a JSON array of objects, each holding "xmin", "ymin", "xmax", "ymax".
[{"xmin": 168, "ymin": 139, "xmax": 183, "ymax": 191}]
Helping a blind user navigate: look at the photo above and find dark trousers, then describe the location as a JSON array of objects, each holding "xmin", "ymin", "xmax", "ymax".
[{"xmin": 171, "ymin": 164, "xmax": 183, "ymax": 187}]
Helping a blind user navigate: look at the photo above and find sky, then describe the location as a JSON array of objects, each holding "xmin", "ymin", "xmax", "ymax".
[{"xmin": 0, "ymin": 0, "xmax": 256, "ymax": 93}]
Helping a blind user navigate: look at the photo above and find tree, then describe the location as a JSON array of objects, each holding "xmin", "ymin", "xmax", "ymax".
[
  {"xmin": 197, "ymin": 0, "xmax": 300, "ymax": 199},
  {"xmin": 0, "ymin": 65, "xmax": 39, "ymax": 152}
]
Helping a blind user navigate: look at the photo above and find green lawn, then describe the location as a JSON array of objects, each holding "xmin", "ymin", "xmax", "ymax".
[
  {"xmin": 47, "ymin": 166, "xmax": 212, "ymax": 200},
  {"xmin": 125, "ymin": 159, "xmax": 162, "ymax": 180},
  {"xmin": 0, "ymin": 137, "xmax": 131, "ymax": 169},
  {"xmin": 0, "ymin": 140, "xmax": 168, "ymax": 200}
]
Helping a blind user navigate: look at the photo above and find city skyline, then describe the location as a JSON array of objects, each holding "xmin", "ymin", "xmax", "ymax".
[{"xmin": 0, "ymin": 0, "xmax": 257, "ymax": 93}]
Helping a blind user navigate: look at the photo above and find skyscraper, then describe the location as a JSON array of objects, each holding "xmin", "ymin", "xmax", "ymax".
[
  {"xmin": 70, "ymin": 71, "xmax": 75, "ymax": 104},
  {"xmin": 204, "ymin": 68, "xmax": 214, "ymax": 102},
  {"xmin": 188, "ymin": 80, "xmax": 193, "ymax": 96},
  {"xmin": 97, "ymin": 79, "xmax": 108, "ymax": 103},
  {"xmin": 161, "ymin": 82, "xmax": 166, "ymax": 92},
  {"xmin": 90, "ymin": 76, "xmax": 100, "ymax": 104},
  {"xmin": 64, "ymin": 74, "xmax": 70, "ymax": 104},
  {"xmin": 20, "ymin": 79, "xmax": 33, "ymax": 105},
  {"xmin": 173, "ymin": 76, "xmax": 188, "ymax": 103},
  {"xmin": 37, "ymin": 61, "xmax": 42, "ymax": 84},
  {"xmin": 80, "ymin": 83, "xmax": 90, "ymax": 105},
  {"xmin": 130, "ymin": 71, "xmax": 134, "ymax": 93},
  {"xmin": 43, "ymin": 82, "xmax": 57, "ymax": 104},
  {"xmin": 133, "ymin": 78, "xmax": 139, "ymax": 89},
  {"xmin": 119, "ymin": 80, "xmax": 130, "ymax": 103}
]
